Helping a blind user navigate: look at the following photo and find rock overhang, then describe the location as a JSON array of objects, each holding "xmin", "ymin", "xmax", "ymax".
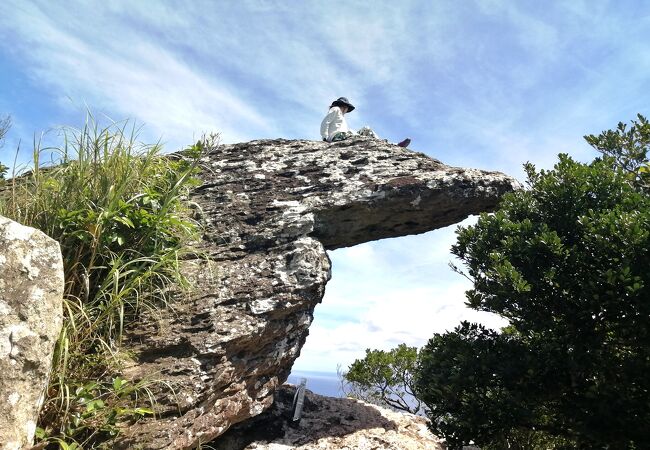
[{"xmin": 114, "ymin": 137, "xmax": 520, "ymax": 449}]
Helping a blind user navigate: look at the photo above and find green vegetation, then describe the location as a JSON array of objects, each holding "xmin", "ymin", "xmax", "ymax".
[
  {"xmin": 415, "ymin": 116, "xmax": 650, "ymax": 449},
  {"xmin": 341, "ymin": 344, "xmax": 423, "ymax": 415},
  {"xmin": 0, "ymin": 114, "xmax": 10, "ymax": 179},
  {"xmin": 346, "ymin": 116, "xmax": 650, "ymax": 449},
  {"xmin": 584, "ymin": 113, "xmax": 650, "ymax": 193},
  {"xmin": 0, "ymin": 117, "xmax": 209, "ymax": 448}
]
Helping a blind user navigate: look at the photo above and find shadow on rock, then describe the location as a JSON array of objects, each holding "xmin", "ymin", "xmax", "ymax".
[{"xmin": 209, "ymin": 384, "xmax": 443, "ymax": 450}]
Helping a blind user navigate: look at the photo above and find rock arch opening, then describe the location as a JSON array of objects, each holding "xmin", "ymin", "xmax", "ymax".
[{"xmin": 291, "ymin": 221, "xmax": 508, "ymax": 393}]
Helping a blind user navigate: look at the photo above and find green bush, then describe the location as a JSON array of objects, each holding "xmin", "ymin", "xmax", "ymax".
[
  {"xmin": 415, "ymin": 117, "xmax": 650, "ymax": 449},
  {"xmin": 0, "ymin": 117, "xmax": 209, "ymax": 448},
  {"xmin": 342, "ymin": 344, "xmax": 423, "ymax": 415}
]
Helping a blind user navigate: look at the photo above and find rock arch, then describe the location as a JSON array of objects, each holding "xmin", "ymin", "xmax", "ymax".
[{"xmin": 116, "ymin": 137, "xmax": 520, "ymax": 449}]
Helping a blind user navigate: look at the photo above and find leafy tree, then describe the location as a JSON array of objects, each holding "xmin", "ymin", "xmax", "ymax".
[
  {"xmin": 416, "ymin": 117, "xmax": 650, "ymax": 449},
  {"xmin": 417, "ymin": 323, "xmax": 575, "ymax": 449},
  {"xmin": 342, "ymin": 344, "xmax": 423, "ymax": 415},
  {"xmin": 584, "ymin": 113, "xmax": 650, "ymax": 192}
]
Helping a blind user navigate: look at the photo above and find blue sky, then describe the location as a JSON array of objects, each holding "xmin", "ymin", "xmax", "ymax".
[{"xmin": 1, "ymin": 0, "xmax": 649, "ymax": 373}]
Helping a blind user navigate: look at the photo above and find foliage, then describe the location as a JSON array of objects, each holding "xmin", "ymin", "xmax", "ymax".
[
  {"xmin": 342, "ymin": 344, "xmax": 423, "ymax": 415},
  {"xmin": 34, "ymin": 376, "xmax": 154, "ymax": 447},
  {"xmin": 0, "ymin": 116, "xmax": 211, "ymax": 448},
  {"xmin": 415, "ymin": 117, "xmax": 650, "ymax": 450},
  {"xmin": 0, "ymin": 114, "xmax": 10, "ymax": 179},
  {"xmin": 416, "ymin": 323, "xmax": 574, "ymax": 449},
  {"xmin": 584, "ymin": 113, "xmax": 650, "ymax": 192}
]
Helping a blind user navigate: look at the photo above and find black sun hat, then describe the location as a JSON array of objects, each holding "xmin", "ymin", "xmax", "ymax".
[{"xmin": 331, "ymin": 97, "xmax": 355, "ymax": 112}]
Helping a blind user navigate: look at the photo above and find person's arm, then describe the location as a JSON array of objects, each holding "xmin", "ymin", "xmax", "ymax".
[{"xmin": 320, "ymin": 108, "xmax": 342, "ymax": 141}]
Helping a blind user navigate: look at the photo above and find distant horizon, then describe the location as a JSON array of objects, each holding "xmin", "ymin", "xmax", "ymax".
[{"xmin": 288, "ymin": 369, "xmax": 342, "ymax": 398}]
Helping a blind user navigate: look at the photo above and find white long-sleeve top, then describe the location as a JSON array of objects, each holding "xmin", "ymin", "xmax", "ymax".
[{"xmin": 320, "ymin": 106, "xmax": 349, "ymax": 141}]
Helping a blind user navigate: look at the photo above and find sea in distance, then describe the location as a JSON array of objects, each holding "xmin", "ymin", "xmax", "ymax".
[
  {"xmin": 288, "ymin": 369, "xmax": 426, "ymax": 417},
  {"xmin": 287, "ymin": 369, "xmax": 424, "ymax": 418},
  {"xmin": 287, "ymin": 370, "xmax": 342, "ymax": 398}
]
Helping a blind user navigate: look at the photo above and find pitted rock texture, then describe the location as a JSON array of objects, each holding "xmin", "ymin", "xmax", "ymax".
[
  {"xmin": 116, "ymin": 137, "xmax": 520, "ymax": 449},
  {"xmin": 0, "ymin": 215, "xmax": 64, "ymax": 450},
  {"xmin": 210, "ymin": 384, "xmax": 445, "ymax": 450}
]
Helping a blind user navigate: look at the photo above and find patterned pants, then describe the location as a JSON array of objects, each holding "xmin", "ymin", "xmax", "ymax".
[{"xmin": 331, "ymin": 126, "xmax": 378, "ymax": 142}]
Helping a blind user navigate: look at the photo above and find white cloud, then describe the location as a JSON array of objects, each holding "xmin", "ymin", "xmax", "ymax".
[
  {"xmin": 0, "ymin": 0, "xmax": 454, "ymax": 144},
  {"xmin": 295, "ymin": 281, "xmax": 507, "ymax": 373},
  {"xmin": 294, "ymin": 223, "xmax": 507, "ymax": 373},
  {"xmin": 3, "ymin": 0, "xmax": 650, "ymax": 380},
  {"xmin": 0, "ymin": 1, "xmax": 275, "ymax": 148}
]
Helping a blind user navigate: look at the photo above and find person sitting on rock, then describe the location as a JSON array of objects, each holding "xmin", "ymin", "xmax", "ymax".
[{"xmin": 320, "ymin": 97, "xmax": 411, "ymax": 147}]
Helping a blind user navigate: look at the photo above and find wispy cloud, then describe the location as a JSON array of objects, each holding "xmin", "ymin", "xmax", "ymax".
[
  {"xmin": 2, "ymin": 0, "xmax": 650, "ymax": 377},
  {"xmin": 293, "ymin": 220, "xmax": 511, "ymax": 373},
  {"xmin": 296, "ymin": 280, "xmax": 506, "ymax": 372},
  {"xmin": 0, "ymin": 1, "xmax": 275, "ymax": 147},
  {"xmin": 0, "ymin": 1, "xmax": 454, "ymax": 145}
]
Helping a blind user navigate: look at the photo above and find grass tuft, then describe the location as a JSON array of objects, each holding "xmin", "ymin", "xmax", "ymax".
[{"xmin": 0, "ymin": 115, "xmax": 212, "ymax": 448}]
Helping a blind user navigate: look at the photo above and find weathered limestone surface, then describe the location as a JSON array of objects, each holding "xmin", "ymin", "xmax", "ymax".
[
  {"xmin": 211, "ymin": 384, "xmax": 445, "ymax": 450},
  {"xmin": 116, "ymin": 137, "xmax": 520, "ymax": 449},
  {"xmin": 0, "ymin": 215, "xmax": 64, "ymax": 450}
]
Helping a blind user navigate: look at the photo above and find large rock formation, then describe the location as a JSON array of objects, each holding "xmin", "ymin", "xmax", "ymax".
[
  {"xmin": 0, "ymin": 215, "xmax": 64, "ymax": 450},
  {"xmin": 211, "ymin": 384, "xmax": 445, "ymax": 449},
  {"xmin": 116, "ymin": 137, "xmax": 520, "ymax": 449}
]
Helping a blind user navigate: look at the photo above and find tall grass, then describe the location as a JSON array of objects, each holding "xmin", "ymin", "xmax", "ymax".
[{"xmin": 0, "ymin": 117, "xmax": 209, "ymax": 448}]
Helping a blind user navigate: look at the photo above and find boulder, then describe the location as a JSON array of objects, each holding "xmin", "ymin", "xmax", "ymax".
[
  {"xmin": 116, "ymin": 137, "xmax": 520, "ymax": 448},
  {"xmin": 0, "ymin": 215, "xmax": 64, "ymax": 450}
]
